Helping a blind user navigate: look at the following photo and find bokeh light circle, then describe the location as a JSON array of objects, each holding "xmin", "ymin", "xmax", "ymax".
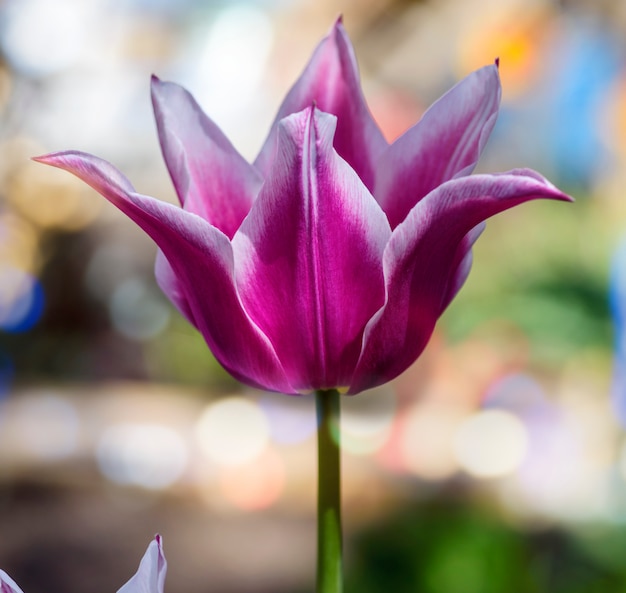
[
  {"xmin": 400, "ymin": 403, "xmax": 462, "ymax": 481},
  {"xmin": 1, "ymin": 0, "xmax": 91, "ymax": 76},
  {"xmin": 454, "ymin": 410, "xmax": 528, "ymax": 479},
  {"xmin": 3, "ymin": 394, "xmax": 79, "ymax": 460},
  {"xmin": 96, "ymin": 423, "xmax": 188, "ymax": 490},
  {"xmin": 341, "ymin": 387, "xmax": 396, "ymax": 456},
  {"xmin": 259, "ymin": 394, "xmax": 316, "ymax": 445},
  {"xmin": 109, "ymin": 277, "xmax": 170, "ymax": 341},
  {"xmin": 218, "ymin": 448, "xmax": 286, "ymax": 511},
  {"xmin": 195, "ymin": 397, "xmax": 270, "ymax": 467}
]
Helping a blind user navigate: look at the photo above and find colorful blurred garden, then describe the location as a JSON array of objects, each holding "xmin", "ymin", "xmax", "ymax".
[{"xmin": 1, "ymin": 0, "xmax": 626, "ymax": 591}]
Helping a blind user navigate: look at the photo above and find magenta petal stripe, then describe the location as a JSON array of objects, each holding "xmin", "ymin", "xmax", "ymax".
[
  {"xmin": 33, "ymin": 151, "xmax": 295, "ymax": 394},
  {"xmin": 151, "ymin": 76, "xmax": 262, "ymax": 239},
  {"xmin": 349, "ymin": 170, "xmax": 573, "ymax": 394},
  {"xmin": 234, "ymin": 108, "xmax": 391, "ymax": 392},
  {"xmin": 375, "ymin": 63, "xmax": 501, "ymax": 228},
  {"xmin": 254, "ymin": 18, "xmax": 387, "ymax": 192}
]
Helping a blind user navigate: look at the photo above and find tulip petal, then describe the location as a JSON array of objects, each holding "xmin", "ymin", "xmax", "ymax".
[
  {"xmin": 234, "ymin": 108, "xmax": 391, "ymax": 391},
  {"xmin": 34, "ymin": 151, "xmax": 295, "ymax": 393},
  {"xmin": 154, "ymin": 249, "xmax": 196, "ymax": 325},
  {"xmin": 151, "ymin": 76, "xmax": 262, "ymax": 238},
  {"xmin": 375, "ymin": 63, "xmax": 501, "ymax": 228},
  {"xmin": 0, "ymin": 571, "xmax": 24, "ymax": 593},
  {"xmin": 254, "ymin": 18, "xmax": 386, "ymax": 192},
  {"xmin": 440, "ymin": 222, "xmax": 486, "ymax": 311},
  {"xmin": 350, "ymin": 170, "xmax": 572, "ymax": 393},
  {"xmin": 117, "ymin": 536, "xmax": 167, "ymax": 593}
]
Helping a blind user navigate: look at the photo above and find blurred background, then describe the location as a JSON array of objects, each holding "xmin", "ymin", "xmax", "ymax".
[{"xmin": 0, "ymin": 0, "xmax": 626, "ymax": 591}]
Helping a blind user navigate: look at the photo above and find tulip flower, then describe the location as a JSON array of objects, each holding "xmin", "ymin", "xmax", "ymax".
[
  {"xmin": 0, "ymin": 536, "xmax": 166, "ymax": 593},
  {"xmin": 34, "ymin": 18, "xmax": 571, "ymax": 593},
  {"xmin": 35, "ymin": 20, "xmax": 571, "ymax": 396}
]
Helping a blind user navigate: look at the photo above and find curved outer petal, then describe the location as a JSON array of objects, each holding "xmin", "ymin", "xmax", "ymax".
[
  {"xmin": 34, "ymin": 151, "xmax": 295, "ymax": 394},
  {"xmin": 0, "ymin": 571, "xmax": 24, "ymax": 593},
  {"xmin": 233, "ymin": 107, "xmax": 391, "ymax": 392},
  {"xmin": 151, "ymin": 78, "xmax": 263, "ymax": 321},
  {"xmin": 154, "ymin": 249, "xmax": 196, "ymax": 325},
  {"xmin": 151, "ymin": 76, "xmax": 262, "ymax": 239},
  {"xmin": 349, "ymin": 170, "xmax": 573, "ymax": 394},
  {"xmin": 375, "ymin": 63, "xmax": 501, "ymax": 228},
  {"xmin": 117, "ymin": 536, "xmax": 167, "ymax": 593},
  {"xmin": 254, "ymin": 18, "xmax": 387, "ymax": 192},
  {"xmin": 440, "ymin": 222, "xmax": 486, "ymax": 311}
]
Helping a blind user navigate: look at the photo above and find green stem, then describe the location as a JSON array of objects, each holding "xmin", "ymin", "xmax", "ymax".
[{"xmin": 316, "ymin": 388, "xmax": 342, "ymax": 593}]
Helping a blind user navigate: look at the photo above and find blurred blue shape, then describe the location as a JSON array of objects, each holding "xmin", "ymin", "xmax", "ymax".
[
  {"xmin": 0, "ymin": 268, "xmax": 45, "ymax": 333},
  {"xmin": 495, "ymin": 15, "xmax": 620, "ymax": 189},
  {"xmin": 120, "ymin": 0, "xmax": 200, "ymax": 16},
  {"xmin": 610, "ymin": 239, "xmax": 626, "ymax": 427},
  {"xmin": 119, "ymin": 0, "xmax": 292, "ymax": 17},
  {"xmin": 0, "ymin": 350, "xmax": 14, "ymax": 400},
  {"xmin": 544, "ymin": 18, "xmax": 619, "ymax": 187}
]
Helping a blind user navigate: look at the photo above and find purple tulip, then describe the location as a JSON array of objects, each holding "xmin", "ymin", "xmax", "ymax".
[
  {"xmin": 0, "ymin": 536, "xmax": 167, "ymax": 593},
  {"xmin": 35, "ymin": 20, "xmax": 571, "ymax": 395}
]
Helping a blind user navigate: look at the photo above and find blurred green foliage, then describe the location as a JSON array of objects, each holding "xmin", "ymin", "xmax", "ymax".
[
  {"xmin": 345, "ymin": 499, "xmax": 626, "ymax": 593},
  {"xmin": 442, "ymin": 196, "xmax": 615, "ymax": 368}
]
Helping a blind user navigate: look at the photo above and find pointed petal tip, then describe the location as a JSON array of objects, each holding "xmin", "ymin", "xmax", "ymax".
[
  {"xmin": 151, "ymin": 75, "xmax": 186, "ymax": 102},
  {"xmin": 559, "ymin": 191, "xmax": 575, "ymax": 203},
  {"xmin": 276, "ymin": 104, "xmax": 338, "ymax": 146},
  {"xmin": 495, "ymin": 57, "xmax": 500, "ymax": 68},
  {"xmin": 31, "ymin": 150, "xmax": 137, "ymax": 196},
  {"xmin": 32, "ymin": 150, "xmax": 78, "ymax": 166},
  {"xmin": 329, "ymin": 14, "xmax": 348, "ymax": 39},
  {"xmin": 150, "ymin": 74, "xmax": 171, "ymax": 100},
  {"xmin": 506, "ymin": 168, "xmax": 575, "ymax": 202},
  {"xmin": 30, "ymin": 149, "xmax": 91, "ymax": 169}
]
